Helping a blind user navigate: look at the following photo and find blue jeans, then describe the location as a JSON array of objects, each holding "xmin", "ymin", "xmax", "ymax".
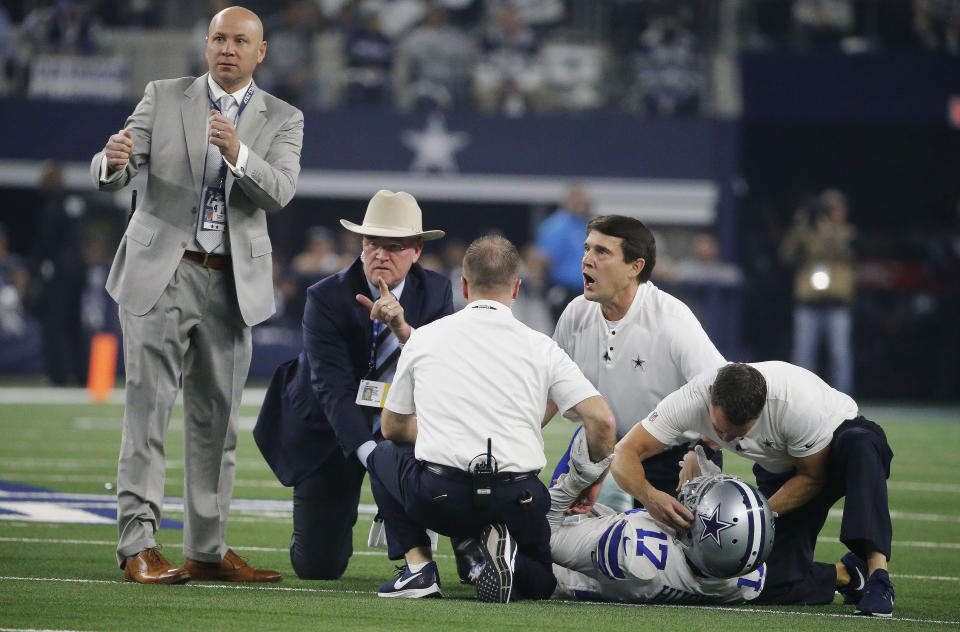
[{"xmin": 792, "ymin": 304, "xmax": 853, "ymax": 394}]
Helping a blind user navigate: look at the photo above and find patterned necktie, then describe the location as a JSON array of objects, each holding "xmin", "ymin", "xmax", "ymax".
[{"xmin": 195, "ymin": 94, "xmax": 235, "ymax": 253}]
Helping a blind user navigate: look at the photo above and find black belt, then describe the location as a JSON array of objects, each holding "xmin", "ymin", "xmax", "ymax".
[
  {"xmin": 183, "ymin": 250, "xmax": 231, "ymax": 270},
  {"xmin": 420, "ymin": 461, "xmax": 539, "ymax": 484}
]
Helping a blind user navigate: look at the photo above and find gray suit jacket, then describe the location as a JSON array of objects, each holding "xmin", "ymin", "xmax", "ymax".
[{"xmin": 90, "ymin": 74, "xmax": 304, "ymax": 326}]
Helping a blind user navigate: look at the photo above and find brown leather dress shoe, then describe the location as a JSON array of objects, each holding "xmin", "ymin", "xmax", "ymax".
[
  {"xmin": 123, "ymin": 548, "xmax": 191, "ymax": 585},
  {"xmin": 184, "ymin": 549, "xmax": 282, "ymax": 583}
]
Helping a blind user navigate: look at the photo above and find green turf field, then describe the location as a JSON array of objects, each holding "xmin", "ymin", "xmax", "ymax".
[{"xmin": 0, "ymin": 390, "xmax": 958, "ymax": 631}]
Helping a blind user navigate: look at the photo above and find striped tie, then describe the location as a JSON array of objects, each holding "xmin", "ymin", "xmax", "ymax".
[{"xmin": 370, "ymin": 294, "xmax": 402, "ymax": 434}]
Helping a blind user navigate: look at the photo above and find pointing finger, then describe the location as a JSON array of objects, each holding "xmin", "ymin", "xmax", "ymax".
[{"xmin": 356, "ymin": 294, "xmax": 375, "ymax": 314}]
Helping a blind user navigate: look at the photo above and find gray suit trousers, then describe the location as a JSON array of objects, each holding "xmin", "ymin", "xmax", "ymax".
[{"xmin": 116, "ymin": 257, "xmax": 251, "ymax": 566}]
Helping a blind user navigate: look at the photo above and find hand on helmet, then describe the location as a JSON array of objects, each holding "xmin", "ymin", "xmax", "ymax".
[{"xmin": 645, "ymin": 488, "xmax": 694, "ymax": 531}]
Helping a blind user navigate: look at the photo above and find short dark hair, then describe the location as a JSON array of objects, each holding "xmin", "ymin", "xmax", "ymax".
[
  {"xmin": 586, "ymin": 214, "xmax": 656, "ymax": 282},
  {"xmin": 462, "ymin": 235, "xmax": 520, "ymax": 289},
  {"xmin": 710, "ymin": 363, "xmax": 767, "ymax": 426}
]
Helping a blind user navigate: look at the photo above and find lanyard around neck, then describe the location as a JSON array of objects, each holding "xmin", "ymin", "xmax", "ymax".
[{"xmin": 209, "ymin": 82, "xmax": 255, "ymax": 121}]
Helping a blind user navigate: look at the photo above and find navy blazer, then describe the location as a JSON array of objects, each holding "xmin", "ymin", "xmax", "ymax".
[{"xmin": 254, "ymin": 258, "xmax": 454, "ymax": 486}]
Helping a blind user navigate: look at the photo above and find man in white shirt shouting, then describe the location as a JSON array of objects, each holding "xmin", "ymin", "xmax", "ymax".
[{"xmin": 546, "ymin": 215, "xmax": 725, "ymax": 513}]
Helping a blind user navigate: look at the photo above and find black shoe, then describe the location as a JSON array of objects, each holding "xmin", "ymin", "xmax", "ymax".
[
  {"xmin": 837, "ymin": 552, "xmax": 867, "ymax": 605},
  {"xmin": 452, "ymin": 536, "xmax": 485, "ymax": 584},
  {"xmin": 474, "ymin": 524, "xmax": 517, "ymax": 604},
  {"xmin": 855, "ymin": 569, "xmax": 894, "ymax": 618}
]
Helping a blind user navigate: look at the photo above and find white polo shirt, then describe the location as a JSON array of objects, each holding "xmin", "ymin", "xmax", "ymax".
[
  {"xmin": 385, "ymin": 299, "xmax": 601, "ymax": 473},
  {"xmin": 642, "ymin": 361, "xmax": 859, "ymax": 473},
  {"xmin": 554, "ymin": 282, "xmax": 725, "ymax": 438}
]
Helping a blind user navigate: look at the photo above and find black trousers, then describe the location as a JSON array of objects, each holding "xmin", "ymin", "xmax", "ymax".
[
  {"xmin": 367, "ymin": 441, "xmax": 557, "ymax": 600},
  {"xmin": 755, "ymin": 416, "xmax": 894, "ymax": 605},
  {"xmin": 289, "ymin": 449, "xmax": 367, "ymax": 580}
]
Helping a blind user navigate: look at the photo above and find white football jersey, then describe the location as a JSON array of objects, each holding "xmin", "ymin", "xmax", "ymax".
[{"xmin": 550, "ymin": 508, "xmax": 765, "ymax": 604}]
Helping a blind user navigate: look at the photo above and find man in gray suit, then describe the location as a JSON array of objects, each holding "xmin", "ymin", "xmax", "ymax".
[{"xmin": 91, "ymin": 6, "xmax": 303, "ymax": 584}]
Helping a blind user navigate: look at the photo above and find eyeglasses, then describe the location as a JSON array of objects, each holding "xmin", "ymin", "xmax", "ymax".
[{"xmin": 362, "ymin": 239, "xmax": 415, "ymax": 254}]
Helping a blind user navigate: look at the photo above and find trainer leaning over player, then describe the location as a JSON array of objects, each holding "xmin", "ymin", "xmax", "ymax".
[{"xmin": 612, "ymin": 361, "xmax": 895, "ymax": 616}]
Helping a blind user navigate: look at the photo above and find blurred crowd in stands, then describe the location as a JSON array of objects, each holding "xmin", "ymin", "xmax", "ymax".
[
  {"xmin": 2, "ymin": 0, "xmax": 960, "ymax": 396},
  {"xmin": 2, "ymin": 0, "xmax": 959, "ymax": 116},
  {"xmin": 0, "ymin": 165, "xmax": 748, "ymax": 382},
  {"xmin": 2, "ymin": 163, "xmax": 959, "ymax": 398},
  {"xmin": 0, "ymin": 162, "xmax": 117, "ymax": 382}
]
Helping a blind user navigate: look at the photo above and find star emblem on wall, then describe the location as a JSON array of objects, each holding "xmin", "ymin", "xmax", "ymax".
[
  {"xmin": 697, "ymin": 504, "xmax": 734, "ymax": 546},
  {"xmin": 401, "ymin": 112, "xmax": 471, "ymax": 173}
]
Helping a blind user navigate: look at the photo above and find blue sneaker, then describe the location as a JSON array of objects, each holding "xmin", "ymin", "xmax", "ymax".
[
  {"xmin": 475, "ymin": 524, "xmax": 517, "ymax": 604},
  {"xmin": 377, "ymin": 562, "xmax": 442, "ymax": 599},
  {"xmin": 855, "ymin": 569, "xmax": 894, "ymax": 618},
  {"xmin": 838, "ymin": 552, "xmax": 867, "ymax": 605}
]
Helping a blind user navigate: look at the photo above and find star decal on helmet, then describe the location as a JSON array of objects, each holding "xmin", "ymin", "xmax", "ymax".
[{"xmin": 697, "ymin": 504, "xmax": 734, "ymax": 546}]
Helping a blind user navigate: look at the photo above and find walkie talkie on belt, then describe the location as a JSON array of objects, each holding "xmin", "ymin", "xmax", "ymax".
[{"xmin": 471, "ymin": 438, "xmax": 497, "ymax": 509}]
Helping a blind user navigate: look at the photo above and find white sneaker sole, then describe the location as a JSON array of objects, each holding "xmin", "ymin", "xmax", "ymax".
[
  {"xmin": 476, "ymin": 524, "xmax": 516, "ymax": 604},
  {"xmin": 855, "ymin": 598, "xmax": 894, "ymax": 618},
  {"xmin": 377, "ymin": 584, "xmax": 442, "ymax": 599}
]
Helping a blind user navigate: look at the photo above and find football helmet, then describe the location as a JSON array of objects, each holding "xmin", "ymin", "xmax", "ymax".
[{"xmin": 676, "ymin": 473, "xmax": 775, "ymax": 578}]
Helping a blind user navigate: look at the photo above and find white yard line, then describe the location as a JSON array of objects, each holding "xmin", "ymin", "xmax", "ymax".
[
  {"xmin": 0, "ymin": 628, "xmax": 95, "ymax": 632},
  {"xmin": 69, "ymin": 417, "xmax": 260, "ymax": 431},
  {"xmin": 0, "ymin": 473, "xmax": 282, "ymax": 488},
  {"xmin": 0, "ymin": 535, "xmax": 955, "ymax": 572},
  {"xmin": 826, "ymin": 508, "xmax": 958, "ymax": 523},
  {"xmin": 0, "ymin": 387, "xmax": 268, "ymax": 407},
  {"xmin": 2, "ymin": 388, "xmax": 958, "ymax": 422},
  {"xmin": 0, "ymin": 575, "xmax": 957, "ymax": 625},
  {"xmin": 0, "ymin": 458, "xmax": 268, "ymax": 470}
]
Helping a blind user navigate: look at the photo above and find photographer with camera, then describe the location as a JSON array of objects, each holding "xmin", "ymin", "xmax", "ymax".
[
  {"xmin": 779, "ymin": 190, "xmax": 856, "ymax": 394},
  {"xmin": 366, "ymin": 235, "xmax": 616, "ymax": 603}
]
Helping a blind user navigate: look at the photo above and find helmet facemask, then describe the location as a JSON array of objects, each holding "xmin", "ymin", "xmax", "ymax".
[{"xmin": 676, "ymin": 473, "xmax": 775, "ymax": 578}]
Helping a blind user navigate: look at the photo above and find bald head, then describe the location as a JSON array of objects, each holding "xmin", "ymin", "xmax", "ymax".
[
  {"xmin": 205, "ymin": 6, "xmax": 267, "ymax": 92},
  {"xmin": 210, "ymin": 6, "xmax": 263, "ymax": 41}
]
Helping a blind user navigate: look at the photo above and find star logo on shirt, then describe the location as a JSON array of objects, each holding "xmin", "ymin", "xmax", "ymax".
[
  {"xmin": 762, "ymin": 439, "xmax": 774, "ymax": 448},
  {"xmin": 401, "ymin": 112, "xmax": 471, "ymax": 173},
  {"xmin": 602, "ymin": 351, "xmax": 611, "ymax": 362},
  {"xmin": 632, "ymin": 356, "xmax": 646, "ymax": 370},
  {"xmin": 697, "ymin": 504, "xmax": 734, "ymax": 546}
]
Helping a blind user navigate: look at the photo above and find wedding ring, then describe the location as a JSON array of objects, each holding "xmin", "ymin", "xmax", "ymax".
[{"xmin": 215, "ymin": 130, "xmax": 221, "ymax": 138}]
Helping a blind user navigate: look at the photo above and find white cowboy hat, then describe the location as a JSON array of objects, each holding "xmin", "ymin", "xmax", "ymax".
[{"xmin": 339, "ymin": 190, "xmax": 445, "ymax": 241}]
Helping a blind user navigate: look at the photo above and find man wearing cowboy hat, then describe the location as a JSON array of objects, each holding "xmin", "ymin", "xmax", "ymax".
[{"xmin": 254, "ymin": 190, "xmax": 453, "ymax": 580}]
